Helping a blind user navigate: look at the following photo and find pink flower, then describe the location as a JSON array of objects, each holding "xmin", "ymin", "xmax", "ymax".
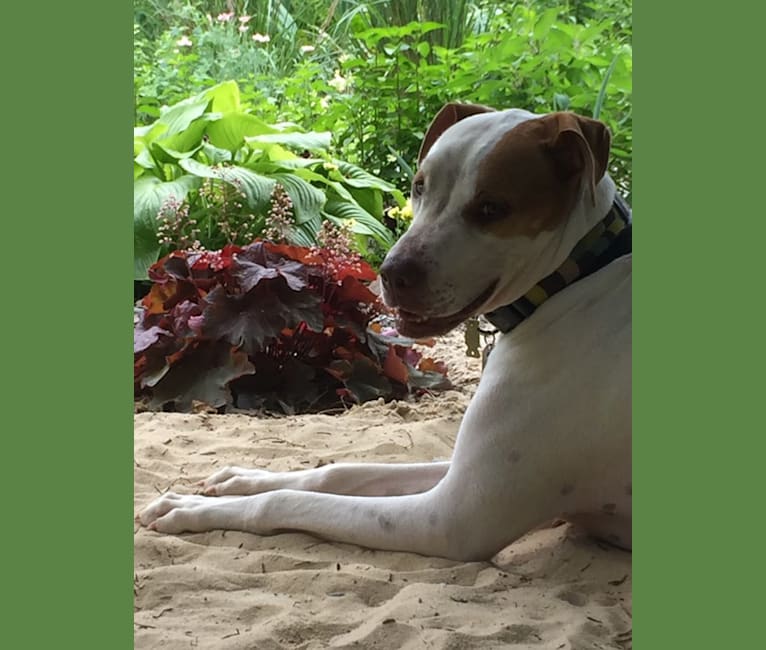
[
  {"xmin": 216, "ymin": 12, "xmax": 234, "ymax": 22},
  {"xmin": 252, "ymin": 33, "xmax": 270, "ymax": 43},
  {"xmin": 239, "ymin": 15, "xmax": 252, "ymax": 23},
  {"xmin": 238, "ymin": 25, "xmax": 248, "ymax": 33},
  {"xmin": 176, "ymin": 35, "xmax": 193, "ymax": 47}
]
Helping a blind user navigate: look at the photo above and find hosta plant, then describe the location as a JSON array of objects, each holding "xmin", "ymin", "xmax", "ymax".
[
  {"xmin": 134, "ymin": 234, "xmax": 451, "ymax": 414},
  {"xmin": 134, "ymin": 80, "xmax": 405, "ymax": 280}
]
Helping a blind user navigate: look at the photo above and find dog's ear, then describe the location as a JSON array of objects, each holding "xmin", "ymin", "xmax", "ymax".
[
  {"xmin": 418, "ymin": 103, "xmax": 495, "ymax": 164},
  {"xmin": 544, "ymin": 113, "xmax": 611, "ymax": 206}
]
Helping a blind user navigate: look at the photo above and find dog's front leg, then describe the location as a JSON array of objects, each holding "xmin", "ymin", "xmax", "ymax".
[
  {"xmin": 139, "ymin": 488, "xmax": 463, "ymax": 558},
  {"xmin": 200, "ymin": 461, "xmax": 450, "ymax": 497}
]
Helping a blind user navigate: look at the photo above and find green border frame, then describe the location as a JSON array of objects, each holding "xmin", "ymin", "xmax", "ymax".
[
  {"xmin": 4, "ymin": 1, "xmax": 763, "ymax": 647},
  {"xmin": 635, "ymin": 1, "xmax": 765, "ymax": 647},
  {"xmin": 4, "ymin": 3, "xmax": 133, "ymax": 647}
]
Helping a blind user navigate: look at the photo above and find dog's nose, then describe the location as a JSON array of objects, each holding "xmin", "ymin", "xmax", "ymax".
[{"xmin": 379, "ymin": 256, "xmax": 426, "ymax": 298}]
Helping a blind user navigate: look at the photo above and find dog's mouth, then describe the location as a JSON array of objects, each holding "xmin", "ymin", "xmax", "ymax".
[{"xmin": 394, "ymin": 280, "xmax": 498, "ymax": 338}]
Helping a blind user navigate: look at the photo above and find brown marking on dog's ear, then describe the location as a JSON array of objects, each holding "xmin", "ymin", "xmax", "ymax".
[
  {"xmin": 546, "ymin": 112, "xmax": 611, "ymax": 206},
  {"xmin": 418, "ymin": 102, "xmax": 495, "ymax": 164},
  {"xmin": 466, "ymin": 113, "xmax": 611, "ymax": 239}
]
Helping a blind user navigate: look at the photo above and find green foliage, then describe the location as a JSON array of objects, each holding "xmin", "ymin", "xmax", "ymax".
[
  {"xmin": 134, "ymin": 81, "xmax": 402, "ymax": 280},
  {"xmin": 135, "ymin": 0, "xmax": 633, "ymax": 202}
]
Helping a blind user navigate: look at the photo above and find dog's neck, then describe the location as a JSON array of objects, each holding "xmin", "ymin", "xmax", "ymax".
[{"xmin": 483, "ymin": 188, "xmax": 632, "ymax": 334}]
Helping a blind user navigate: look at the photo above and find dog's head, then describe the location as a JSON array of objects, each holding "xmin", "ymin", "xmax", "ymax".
[{"xmin": 380, "ymin": 103, "xmax": 614, "ymax": 337}]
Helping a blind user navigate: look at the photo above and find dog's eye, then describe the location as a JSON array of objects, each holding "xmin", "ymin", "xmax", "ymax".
[
  {"xmin": 479, "ymin": 201, "xmax": 505, "ymax": 221},
  {"xmin": 413, "ymin": 179, "xmax": 425, "ymax": 197}
]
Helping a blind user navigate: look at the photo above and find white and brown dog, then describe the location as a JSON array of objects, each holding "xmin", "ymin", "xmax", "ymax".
[{"xmin": 138, "ymin": 103, "xmax": 632, "ymax": 561}]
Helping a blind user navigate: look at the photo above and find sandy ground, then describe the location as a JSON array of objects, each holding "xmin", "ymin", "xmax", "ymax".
[{"xmin": 134, "ymin": 328, "xmax": 631, "ymax": 649}]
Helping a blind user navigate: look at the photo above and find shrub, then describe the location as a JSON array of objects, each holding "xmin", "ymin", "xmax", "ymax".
[{"xmin": 134, "ymin": 237, "xmax": 451, "ymax": 414}]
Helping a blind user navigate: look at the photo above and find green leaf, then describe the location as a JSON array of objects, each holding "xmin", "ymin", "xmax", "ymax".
[
  {"xmin": 134, "ymin": 121, "xmax": 168, "ymax": 146},
  {"xmin": 245, "ymin": 130, "xmax": 332, "ymax": 152},
  {"xmin": 270, "ymin": 173, "xmax": 326, "ymax": 225},
  {"xmin": 332, "ymin": 160, "xmax": 397, "ymax": 192},
  {"xmin": 157, "ymin": 92, "xmax": 211, "ymax": 137},
  {"xmin": 593, "ymin": 53, "xmax": 620, "ymax": 120},
  {"xmin": 323, "ymin": 199, "xmax": 393, "ymax": 247},
  {"xmin": 134, "ymin": 175, "xmax": 199, "ymax": 279},
  {"xmin": 153, "ymin": 116, "xmax": 212, "ymax": 155},
  {"xmin": 206, "ymin": 113, "xmax": 278, "ymax": 152},
  {"xmin": 150, "ymin": 142, "xmax": 202, "ymax": 164},
  {"xmin": 349, "ymin": 186, "xmax": 383, "ymax": 219},
  {"xmin": 134, "ymin": 147, "xmax": 156, "ymax": 170},
  {"xmin": 533, "ymin": 8, "xmax": 560, "ymax": 40},
  {"xmin": 179, "ymin": 159, "xmax": 276, "ymax": 210},
  {"xmin": 204, "ymin": 80, "xmax": 241, "ymax": 113},
  {"xmin": 200, "ymin": 142, "xmax": 233, "ymax": 165}
]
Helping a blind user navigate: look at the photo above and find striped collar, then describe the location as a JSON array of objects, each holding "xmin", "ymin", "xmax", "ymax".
[{"xmin": 483, "ymin": 195, "xmax": 632, "ymax": 334}]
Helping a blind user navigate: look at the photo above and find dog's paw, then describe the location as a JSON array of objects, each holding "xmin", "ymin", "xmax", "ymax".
[
  {"xmin": 137, "ymin": 492, "xmax": 212, "ymax": 533},
  {"xmin": 199, "ymin": 465, "xmax": 275, "ymax": 496}
]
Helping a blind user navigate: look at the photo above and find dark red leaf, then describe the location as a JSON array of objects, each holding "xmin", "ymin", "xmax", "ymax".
[
  {"xmin": 201, "ymin": 281, "xmax": 323, "ymax": 354},
  {"xmin": 264, "ymin": 241, "xmax": 324, "ymax": 265},
  {"xmin": 134, "ymin": 324, "xmax": 171, "ymax": 354},
  {"xmin": 342, "ymin": 358, "xmax": 392, "ymax": 402},
  {"xmin": 234, "ymin": 245, "xmax": 308, "ymax": 292},
  {"xmin": 333, "ymin": 275, "xmax": 378, "ymax": 305},
  {"xmin": 383, "ymin": 346, "xmax": 410, "ymax": 384},
  {"xmin": 148, "ymin": 342, "xmax": 255, "ymax": 410}
]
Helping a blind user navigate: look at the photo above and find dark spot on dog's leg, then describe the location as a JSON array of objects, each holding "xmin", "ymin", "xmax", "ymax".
[
  {"xmin": 507, "ymin": 449, "xmax": 522, "ymax": 464},
  {"xmin": 602, "ymin": 503, "xmax": 617, "ymax": 515},
  {"xmin": 560, "ymin": 483, "xmax": 575, "ymax": 496},
  {"xmin": 625, "ymin": 483, "xmax": 632, "ymax": 496},
  {"xmin": 377, "ymin": 514, "xmax": 395, "ymax": 532},
  {"xmin": 428, "ymin": 512, "xmax": 439, "ymax": 527}
]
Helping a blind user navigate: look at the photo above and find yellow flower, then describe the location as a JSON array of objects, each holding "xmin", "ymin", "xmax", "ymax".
[{"xmin": 399, "ymin": 198, "xmax": 413, "ymax": 221}]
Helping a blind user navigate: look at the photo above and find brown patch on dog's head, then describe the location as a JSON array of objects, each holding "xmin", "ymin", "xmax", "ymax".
[
  {"xmin": 465, "ymin": 112, "xmax": 611, "ymax": 239},
  {"xmin": 418, "ymin": 102, "xmax": 496, "ymax": 164}
]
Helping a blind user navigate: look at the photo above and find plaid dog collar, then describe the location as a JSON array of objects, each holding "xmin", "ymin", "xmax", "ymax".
[{"xmin": 483, "ymin": 195, "xmax": 632, "ymax": 334}]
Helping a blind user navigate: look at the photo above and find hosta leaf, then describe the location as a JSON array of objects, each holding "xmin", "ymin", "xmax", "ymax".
[
  {"xmin": 331, "ymin": 160, "xmax": 397, "ymax": 192},
  {"xmin": 134, "ymin": 175, "xmax": 199, "ymax": 279},
  {"xmin": 206, "ymin": 112, "xmax": 278, "ymax": 151},
  {"xmin": 205, "ymin": 80, "xmax": 241, "ymax": 113},
  {"xmin": 323, "ymin": 199, "xmax": 393, "ymax": 247},
  {"xmin": 200, "ymin": 142, "xmax": 233, "ymax": 165},
  {"xmin": 348, "ymin": 186, "xmax": 384, "ymax": 219},
  {"xmin": 134, "ymin": 121, "xmax": 168, "ymax": 146},
  {"xmin": 157, "ymin": 92, "xmax": 211, "ymax": 137},
  {"xmin": 134, "ymin": 147, "xmax": 156, "ymax": 170},
  {"xmin": 245, "ymin": 130, "xmax": 332, "ymax": 152},
  {"xmin": 289, "ymin": 223, "xmax": 318, "ymax": 247},
  {"xmin": 271, "ymin": 172, "xmax": 326, "ymax": 225},
  {"xmin": 153, "ymin": 116, "xmax": 214, "ymax": 156},
  {"xmin": 148, "ymin": 342, "xmax": 255, "ymax": 410},
  {"xmin": 179, "ymin": 159, "xmax": 276, "ymax": 210},
  {"xmin": 150, "ymin": 142, "xmax": 202, "ymax": 164}
]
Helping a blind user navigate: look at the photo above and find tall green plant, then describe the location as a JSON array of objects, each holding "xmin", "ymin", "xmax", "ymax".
[{"xmin": 134, "ymin": 81, "xmax": 403, "ymax": 279}]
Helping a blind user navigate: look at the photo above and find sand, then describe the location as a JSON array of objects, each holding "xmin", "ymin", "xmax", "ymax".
[{"xmin": 134, "ymin": 328, "xmax": 631, "ymax": 649}]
